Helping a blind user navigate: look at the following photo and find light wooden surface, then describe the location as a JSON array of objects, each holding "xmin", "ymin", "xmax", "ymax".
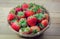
[{"xmin": 0, "ymin": 0, "xmax": 60, "ymax": 39}]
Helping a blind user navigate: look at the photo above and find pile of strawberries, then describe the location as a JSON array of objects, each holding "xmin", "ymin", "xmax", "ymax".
[{"xmin": 8, "ymin": 3, "xmax": 49, "ymax": 34}]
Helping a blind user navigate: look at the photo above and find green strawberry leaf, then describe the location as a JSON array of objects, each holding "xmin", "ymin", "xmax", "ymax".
[
  {"xmin": 19, "ymin": 18, "xmax": 27, "ymax": 28},
  {"xmin": 32, "ymin": 5, "xmax": 40, "ymax": 12},
  {"xmin": 11, "ymin": 18, "xmax": 17, "ymax": 22},
  {"xmin": 21, "ymin": 27, "xmax": 30, "ymax": 32},
  {"xmin": 38, "ymin": 5, "xmax": 46, "ymax": 11},
  {"xmin": 24, "ymin": 27, "xmax": 30, "ymax": 32},
  {"xmin": 33, "ymin": 7, "xmax": 38, "ymax": 12},
  {"xmin": 35, "ymin": 13, "xmax": 45, "ymax": 20},
  {"xmin": 32, "ymin": 30, "xmax": 38, "ymax": 34},
  {"xmin": 36, "ymin": 5, "xmax": 46, "ymax": 11},
  {"xmin": 39, "ymin": 23, "xmax": 44, "ymax": 29},
  {"xmin": 29, "ymin": 3, "xmax": 40, "ymax": 12},
  {"xmin": 21, "ymin": 28, "xmax": 25, "ymax": 32},
  {"xmin": 29, "ymin": 3, "xmax": 34, "ymax": 8},
  {"xmin": 17, "ymin": 12, "xmax": 24, "ymax": 17},
  {"xmin": 10, "ymin": 9, "xmax": 15, "ymax": 14}
]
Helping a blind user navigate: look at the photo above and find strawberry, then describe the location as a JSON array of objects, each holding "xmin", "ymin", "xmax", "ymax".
[
  {"xmin": 11, "ymin": 21, "xmax": 20, "ymax": 32},
  {"xmin": 25, "ymin": 10, "xmax": 34, "ymax": 17},
  {"xmin": 30, "ymin": 26, "xmax": 40, "ymax": 34},
  {"xmin": 17, "ymin": 11, "xmax": 25, "ymax": 19},
  {"xmin": 41, "ymin": 19, "xmax": 48, "ymax": 27},
  {"xmin": 22, "ymin": 3, "xmax": 29, "ymax": 10},
  {"xmin": 8, "ymin": 13, "xmax": 15, "ymax": 21},
  {"xmin": 19, "ymin": 27, "xmax": 30, "ymax": 34},
  {"xmin": 36, "ymin": 9, "xmax": 42, "ymax": 13},
  {"xmin": 27, "ymin": 16, "xmax": 37, "ymax": 26},
  {"xmin": 19, "ymin": 18, "xmax": 27, "ymax": 28},
  {"xmin": 15, "ymin": 7, "xmax": 22, "ymax": 12}
]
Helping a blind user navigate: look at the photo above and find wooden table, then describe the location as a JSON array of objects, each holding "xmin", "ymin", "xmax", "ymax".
[{"xmin": 0, "ymin": 0, "xmax": 60, "ymax": 39}]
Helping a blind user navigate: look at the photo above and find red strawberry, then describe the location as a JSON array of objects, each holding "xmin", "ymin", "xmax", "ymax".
[
  {"xmin": 15, "ymin": 7, "xmax": 22, "ymax": 12},
  {"xmin": 11, "ymin": 21, "xmax": 20, "ymax": 32},
  {"xmin": 36, "ymin": 9, "xmax": 42, "ymax": 13},
  {"xmin": 25, "ymin": 10, "xmax": 34, "ymax": 17},
  {"xmin": 27, "ymin": 16, "xmax": 37, "ymax": 26},
  {"xmin": 41, "ymin": 19, "xmax": 48, "ymax": 27},
  {"xmin": 8, "ymin": 13, "xmax": 15, "ymax": 21},
  {"xmin": 22, "ymin": 3, "xmax": 29, "ymax": 10},
  {"xmin": 30, "ymin": 26, "xmax": 40, "ymax": 33}
]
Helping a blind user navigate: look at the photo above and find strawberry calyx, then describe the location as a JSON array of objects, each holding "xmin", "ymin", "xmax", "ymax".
[{"xmin": 19, "ymin": 18, "xmax": 27, "ymax": 28}]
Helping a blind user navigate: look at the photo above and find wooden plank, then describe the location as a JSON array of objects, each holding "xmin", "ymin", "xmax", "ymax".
[
  {"xmin": 51, "ymin": 18, "xmax": 60, "ymax": 24},
  {"xmin": 0, "ymin": 34, "xmax": 60, "ymax": 39},
  {"xmin": 50, "ymin": 13, "xmax": 60, "ymax": 18},
  {"xmin": 0, "ymin": 34, "xmax": 23, "ymax": 39},
  {"xmin": 44, "ymin": 24, "xmax": 60, "ymax": 36},
  {"xmin": 49, "ymin": 13, "xmax": 60, "ymax": 24},
  {"xmin": 36, "ymin": 36, "xmax": 60, "ymax": 39}
]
